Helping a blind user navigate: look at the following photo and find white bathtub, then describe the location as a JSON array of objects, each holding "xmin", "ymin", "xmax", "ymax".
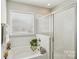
[
  {"xmin": 22, "ymin": 53, "xmax": 48, "ymax": 59},
  {"xmin": 7, "ymin": 46, "xmax": 48, "ymax": 59}
]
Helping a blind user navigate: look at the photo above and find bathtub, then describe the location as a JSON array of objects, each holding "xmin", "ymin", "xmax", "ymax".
[
  {"xmin": 7, "ymin": 46, "xmax": 48, "ymax": 59},
  {"xmin": 22, "ymin": 53, "xmax": 48, "ymax": 59}
]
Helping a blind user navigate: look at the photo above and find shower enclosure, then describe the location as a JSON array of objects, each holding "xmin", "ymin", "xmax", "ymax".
[
  {"xmin": 36, "ymin": 7, "xmax": 76, "ymax": 59},
  {"xmin": 4, "ymin": 6, "xmax": 76, "ymax": 59},
  {"xmin": 53, "ymin": 7, "xmax": 76, "ymax": 59}
]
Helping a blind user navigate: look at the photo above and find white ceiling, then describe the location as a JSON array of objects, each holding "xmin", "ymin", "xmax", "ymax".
[{"xmin": 8, "ymin": 0, "xmax": 67, "ymax": 8}]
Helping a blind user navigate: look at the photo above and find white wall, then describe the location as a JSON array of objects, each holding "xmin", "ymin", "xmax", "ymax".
[
  {"xmin": 51, "ymin": 0, "xmax": 76, "ymax": 14},
  {"xmin": 7, "ymin": 1, "xmax": 50, "ymax": 16},
  {"xmin": 10, "ymin": 35, "xmax": 35, "ymax": 48},
  {"xmin": 1, "ymin": 0, "xmax": 7, "ymax": 23},
  {"xmin": 1, "ymin": 1, "xmax": 50, "ymax": 24}
]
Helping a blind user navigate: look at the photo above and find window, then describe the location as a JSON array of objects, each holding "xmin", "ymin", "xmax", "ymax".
[
  {"xmin": 37, "ymin": 16, "xmax": 49, "ymax": 34},
  {"xmin": 9, "ymin": 12, "xmax": 34, "ymax": 35}
]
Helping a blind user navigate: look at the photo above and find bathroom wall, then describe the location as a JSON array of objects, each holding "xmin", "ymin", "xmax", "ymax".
[
  {"xmin": 7, "ymin": 1, "xmax": 50, "ymax": 17},
  {"xmin": 1, "ymin": 0, "xmax": 50, "ymax": 23},
  {"xmin": 1, "ymin": 0, "xmax": 7, "ymax": 23},
  {"xmin": 9, "ymin": 35, "xmax": 35, "ymax": 48},
  {"xmin": 51, "ymin": 0, "xmax": 76, "ymax": 14}
]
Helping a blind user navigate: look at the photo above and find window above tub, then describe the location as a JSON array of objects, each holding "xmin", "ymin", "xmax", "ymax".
[{"xmin": 8, "ymin": 11, "xmax": 34, "ymax": 36}]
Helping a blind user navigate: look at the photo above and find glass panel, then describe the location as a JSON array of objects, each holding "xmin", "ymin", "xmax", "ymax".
[{"xmin": 54, "ymin": 7, "xmax": 76, "ymax": 59}]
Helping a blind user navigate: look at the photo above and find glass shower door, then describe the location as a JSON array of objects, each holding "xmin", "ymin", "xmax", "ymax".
[{"xmin": 54, "ymin": 7, "xmax": 76, "ymax": 59}]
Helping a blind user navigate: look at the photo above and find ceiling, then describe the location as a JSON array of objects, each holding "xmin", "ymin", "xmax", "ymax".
[{"xmin": 8, "ymin": 0, "xmax": 67, "ymax": 8}]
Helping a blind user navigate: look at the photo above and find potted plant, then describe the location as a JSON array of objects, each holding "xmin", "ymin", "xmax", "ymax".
[{"xmin": 30, "ymin": 38, "xmax": 41, "ymax": 51}]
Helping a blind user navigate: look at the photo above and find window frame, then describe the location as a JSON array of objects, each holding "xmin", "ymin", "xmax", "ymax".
[{"xmin": 8, "ymin": 11, "xmax": 35, "ymax": 36}]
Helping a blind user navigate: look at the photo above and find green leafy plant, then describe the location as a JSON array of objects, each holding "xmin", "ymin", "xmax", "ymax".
[{"xmin": 30, "ymin": 38, "xmax": 41, "ymax": 51}]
